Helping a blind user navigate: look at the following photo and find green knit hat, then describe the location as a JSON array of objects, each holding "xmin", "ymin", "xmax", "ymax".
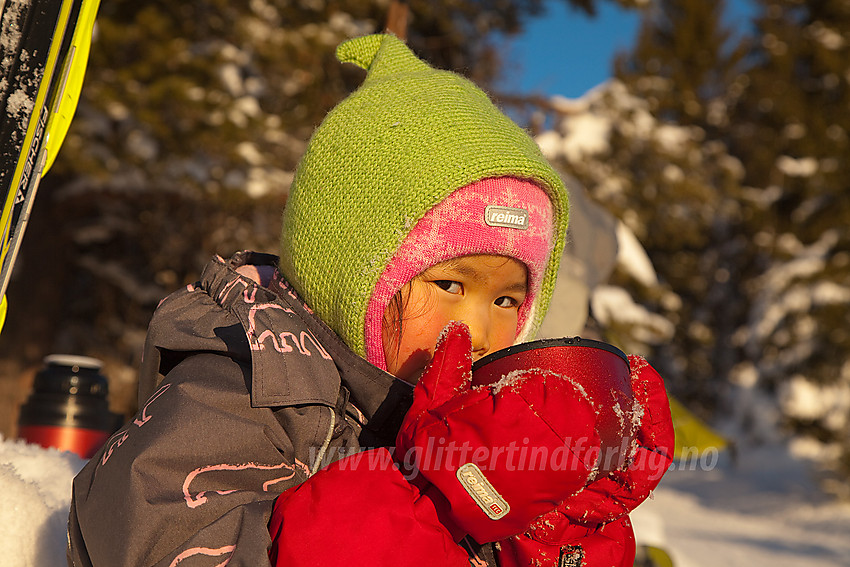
[{"xmin": 279, "ymin": 34, "xmax": 569, "ymax": 359}]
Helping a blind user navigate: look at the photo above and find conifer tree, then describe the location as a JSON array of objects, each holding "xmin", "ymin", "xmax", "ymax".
[
  {"xmin": 594, "ymin": 0, "xmax": 850, "ymax": 478},
  {"xmin": 729, "ymin": 0, "xmax": 850, "ymax": 474},
  {"xmin": 615, "ymin": 0, "xmax": 749, "ymax": 130},
  {"xmin": 585, "ymin": 0, "xmax": 755, "ymax": 411}
]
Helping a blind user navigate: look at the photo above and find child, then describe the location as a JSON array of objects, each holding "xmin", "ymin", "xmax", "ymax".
[{"xmin": 67, "ymin": 34, "xmax": 673, "ymax": 567}]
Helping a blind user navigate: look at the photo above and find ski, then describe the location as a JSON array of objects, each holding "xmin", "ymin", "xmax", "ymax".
[{"xmin": 0, "ymin": 0, "xmax": 101, "ymax": 332}]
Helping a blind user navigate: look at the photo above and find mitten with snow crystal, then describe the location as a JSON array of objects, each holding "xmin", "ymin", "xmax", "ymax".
[
  {"xmin": 395, "ymin": 321, "xmax": 602, "ymax": 544},
  {"xmin": 496, "ymin": 354, "xmax": 675, "ymax": 567}
]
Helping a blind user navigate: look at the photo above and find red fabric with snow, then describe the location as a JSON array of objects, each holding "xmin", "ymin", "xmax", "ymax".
[
  {"xmin": 495, "ymin": 354, "xmax": 674, "ymax": 567},
  {"xmin": 395, "ymin": 321, "xmax": 602, "ymax": 544}
]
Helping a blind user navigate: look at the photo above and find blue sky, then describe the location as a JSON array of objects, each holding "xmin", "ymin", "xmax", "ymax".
[{"xmin": 501, "ymin": 0, "xmax": 757, "ymax": 98}]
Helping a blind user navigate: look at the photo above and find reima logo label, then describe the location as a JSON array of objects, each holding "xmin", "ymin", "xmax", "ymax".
[
  {"xmin": 485, "ymin": 206, "xmax": 529, "ymax": 230},
  {"xmin": 456, "ymin": 463, "xmax": 510, "ymax": 520}
]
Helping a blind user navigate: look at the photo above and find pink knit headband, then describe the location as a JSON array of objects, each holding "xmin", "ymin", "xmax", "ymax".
[{"xmin": 365, "ymin": 176, "xmax": 554, "ymax": 370}]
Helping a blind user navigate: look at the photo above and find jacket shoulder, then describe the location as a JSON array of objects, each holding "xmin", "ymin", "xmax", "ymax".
[{"xmin": 139, "ymin": 253, "xmax": 341, "ymax": 408}]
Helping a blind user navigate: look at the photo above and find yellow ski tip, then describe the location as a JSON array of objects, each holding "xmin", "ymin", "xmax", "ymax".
[
  {"xmin": 0, "ymin": 294, "xmax": 7, "ymax": 334},
  {"xmin": 42, "ymin": 0, "xmax": 101, "ymax": 175}
]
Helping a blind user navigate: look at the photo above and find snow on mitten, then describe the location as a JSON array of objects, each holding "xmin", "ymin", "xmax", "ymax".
[
  {"xmin": 497, "ymin": 514, "xmax": 636, "ymax": 567},
  {"xmin": 395, "ymin": 321, "xmax": 602, "ymax": 544},
  {"xmin": 496, "ymin": 355, "xmax": 674, "ymax": 567}
]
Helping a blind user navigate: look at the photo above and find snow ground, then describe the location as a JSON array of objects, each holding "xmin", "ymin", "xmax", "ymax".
[
  {"xmin": 2, "ymin": 434, "xmax": 850, "ymax": 567},
  {"xmin": 632, "ymin": 440, "xmax": 850, "ymax": 567}
]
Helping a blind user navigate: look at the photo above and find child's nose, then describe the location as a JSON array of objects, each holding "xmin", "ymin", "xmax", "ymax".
[{"xmin": 464, "ymin": 311, "xmax": 492, "ymax": 360}]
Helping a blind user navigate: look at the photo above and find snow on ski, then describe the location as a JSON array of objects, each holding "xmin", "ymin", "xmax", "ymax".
[{"xmin": 0, "ymin": 0, "xmax": 100, "ymax": 331}]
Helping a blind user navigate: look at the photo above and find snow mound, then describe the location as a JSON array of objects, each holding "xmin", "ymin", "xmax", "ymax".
[{"xmin": 0, "ymin": 436, "xmax": 86, "ymax": 567}]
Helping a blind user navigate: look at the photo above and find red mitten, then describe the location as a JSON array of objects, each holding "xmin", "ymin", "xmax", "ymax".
[
  {"xmin": 496, "ymin": 355, "xmax": 675, "ymax": 567},
  {"xmin": 395, "ymin": 321, "xmax": 602, "ymax": 544},
  {"xmin": 498, "ymin": 515, "xmax": 636, "ymax": 567},
  {"xmin": 268, "ymin": 447, "xmax": 469, "ymax": 566}
]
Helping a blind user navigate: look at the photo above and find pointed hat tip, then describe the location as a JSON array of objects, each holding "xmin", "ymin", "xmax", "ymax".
[{"xmin": 336, "ymin": 33, "xmax": 431, "ymax": 77}]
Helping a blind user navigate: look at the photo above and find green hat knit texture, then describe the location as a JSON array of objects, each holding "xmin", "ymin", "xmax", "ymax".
[{"xmin": 279, "ymin": 34, "xmax": 569, "ymax": 358}]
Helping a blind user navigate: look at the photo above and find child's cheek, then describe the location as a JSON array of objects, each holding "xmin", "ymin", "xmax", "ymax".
[
  {"xmin": 415, "ymin": 301, "xmax": 457, "ymax": 352},
  {"xmin": 491, "ymin": 310, "xmax": 520, "ymax": 352},
  {"xmin": 494, "ymin": 325, "xmax": 518, "ymax": 352}
]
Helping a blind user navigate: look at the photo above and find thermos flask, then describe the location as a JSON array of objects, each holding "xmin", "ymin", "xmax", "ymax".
[{"xmin": 17, "ymin": 354, "xmax": 120, "ymax": 458}]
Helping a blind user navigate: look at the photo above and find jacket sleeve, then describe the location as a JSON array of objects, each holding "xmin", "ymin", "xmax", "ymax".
[{"xmin": 68, "ymin": 353, "xmax": 312, "ymax": 567}]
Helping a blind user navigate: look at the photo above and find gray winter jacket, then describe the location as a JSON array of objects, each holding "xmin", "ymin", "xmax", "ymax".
[{"xmin": 67, "ymin": 251, "xmax": 416, "ymax": 566}]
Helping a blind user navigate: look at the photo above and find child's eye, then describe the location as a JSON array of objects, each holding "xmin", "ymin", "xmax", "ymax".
[
  {"xmin": 495, "ymin": 296, "xmax": 520, "ymax": 309},
  {"xmin": 433, "ymin": 280, "xmax": 462, "ymax": 294}
]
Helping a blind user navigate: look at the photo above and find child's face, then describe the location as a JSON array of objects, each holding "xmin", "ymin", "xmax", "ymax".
[{"xmin": 382, "ymin": 254, "xmax": 528, "ymax": 384}]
